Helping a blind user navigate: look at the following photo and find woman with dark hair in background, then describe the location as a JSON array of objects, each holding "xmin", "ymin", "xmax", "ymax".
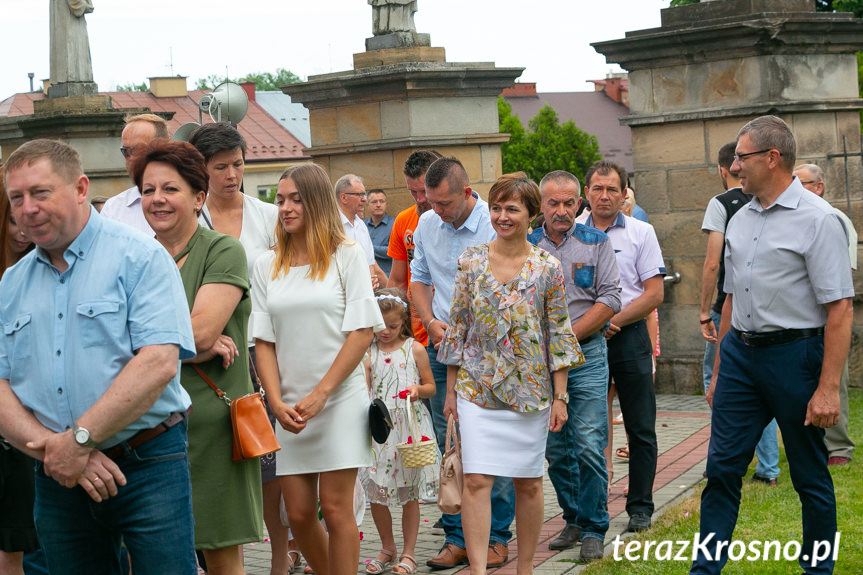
[
  {"xmin": 132, "ymin": 140, "xmax": 263, "ymax": 575},
  {"xmin": 188, "ymin": 123, "xmax": 297, "ymax": 573},
  {"xmin": 0, "ymin": 166, "xmax": 37, "ymax": 575}
]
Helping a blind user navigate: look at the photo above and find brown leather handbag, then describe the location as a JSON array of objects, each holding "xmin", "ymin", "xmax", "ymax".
[
  {"xmin": 193, "ymin": 364, "xmax": 281, "ymax": 461},
  {"xmin": 437, "ymin": 414, "xmax": 463, "ymax": 514}
]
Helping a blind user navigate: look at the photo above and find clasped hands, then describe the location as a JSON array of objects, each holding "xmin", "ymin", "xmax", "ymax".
[
  {"xmin": 271, "ymin": 389, "xmax": 329, "ymax": 434},
  {"xmin": 27, "ymin": 430, "xmax": 127, "ymax": 503}
]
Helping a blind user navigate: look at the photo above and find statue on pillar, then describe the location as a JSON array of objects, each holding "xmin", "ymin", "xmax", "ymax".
[
  {"xmin": 368, "ymin": 0, "xmax": 418, "ymax": 35},
  {"xmin": 50, "ymin": 0, "xmax": 95, "ymax": 88}
]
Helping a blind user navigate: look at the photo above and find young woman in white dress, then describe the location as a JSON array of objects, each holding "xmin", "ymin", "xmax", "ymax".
[{"xmin": 251, "ymin": 163, "xmax": 384, "ymax": 575}]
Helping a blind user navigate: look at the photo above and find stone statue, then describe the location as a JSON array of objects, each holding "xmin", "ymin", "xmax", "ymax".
[
  {"xmin": 50, "ymin": 0, "xmax": 95, "ymax": 85},
  {"xmin": 369, "ymin": 0, "xmax": 417, "ymax": 35}
]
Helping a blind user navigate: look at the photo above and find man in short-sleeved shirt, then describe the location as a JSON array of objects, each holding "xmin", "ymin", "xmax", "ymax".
[
  {"xmin": 0, "ymin": 140, "xmax": 197, "ymax": 574},
  {"xmin": 583, "ymin": 160, "xmax": 665, "ymax": 534},
  {"xmin": 692, "ymin": 116, "xmax": 853, "ymax": 574},
  {"xmin": 700, "ymin": 142, "xmax": 779, "ymax": 485},
  {"xmin": 529, "ymin": 170, "xmax": 621, "ymax": 560},
  {"xmin": 388, "ymin": 150, "xmax": 442, "ymax": 346}
]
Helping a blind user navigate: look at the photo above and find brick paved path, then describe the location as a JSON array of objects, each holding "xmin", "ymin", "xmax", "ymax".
[{"xmin": 240, "ymin": 395, "xmax": 711, "ymax": 575}]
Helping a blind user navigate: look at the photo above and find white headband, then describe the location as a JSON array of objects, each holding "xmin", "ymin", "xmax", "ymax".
[{"xmin": 376, "ymin": 294, "xmax": 408, "ymax": 310}]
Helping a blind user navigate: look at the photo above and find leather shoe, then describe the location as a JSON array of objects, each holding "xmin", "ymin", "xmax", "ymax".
[
  {"xmin": 579, "ymin": 536, "xmax": 604, "ymax": 561},
  {"xmin": 828, "ymin": 456, "xmax": 851, "ymax": 466},
  {"xmin": 487, "ymin": 542, "xmax": 508, "ymax": 567},
  {"xmin": 426, "ymin": 543, "xmax": 468, "ymax": 570},
  {"xmin": 627, "ymin": 513, "xmax": 652, "ymax": 532},
  {"xmin": 750, "ymin": 474, "xmax": 777, "ymax": 486},
  {"xmin": 548, "ymin": 525, "xmax": 582, "ymax": 550}
]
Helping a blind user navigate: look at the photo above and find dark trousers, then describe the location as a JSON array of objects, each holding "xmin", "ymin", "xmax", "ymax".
[
  {"xmin": 691, "ymin": 331, "xmax": 836, "ymax": 574},
  {"xmin": 606, "ymin": 319, "xmax": 657, "ymax": 517}
]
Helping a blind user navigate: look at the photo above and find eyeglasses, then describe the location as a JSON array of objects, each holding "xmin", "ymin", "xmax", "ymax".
[
  {"xmin": 798, "ymin": 180, "xmax": 819, "ymax": 185},
  {"xmin": 342, "ymin": 192, "xmax": 367, "ymax": 198},
  {"xmin": 120, "ymin": 146, "xmax": 134, "ymax": 159},
  {"xmin": 733, "ymin": 149, "xmax": 777, "ymax": 163}
]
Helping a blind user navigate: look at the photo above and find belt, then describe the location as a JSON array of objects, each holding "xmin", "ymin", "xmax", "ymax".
[
  {"xmin": 580, "ymin": 330, "xmax": 603, "ymax": 346},
  {"xmin": 101, "ymin": 411, "xmax": 187, "ymax": 460},
  {"xmin": 732, "ymin": 327, "xmax": 824, "ymax": 348}
]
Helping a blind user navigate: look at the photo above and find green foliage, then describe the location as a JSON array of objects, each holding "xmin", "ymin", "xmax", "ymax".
[
  {"xmin": 498, "ymin": 98, "xmax": 602, "ymax": 185},
  {"xmin": 669, "ymin": 0, "xmax": 699, "ymax": 6},
  {"xmin": 115, "ymin": 81, "xmax": 148, "ymax": 92},
  {"xmin": 195, "ymin": 68, "xmax": 301, "ymax": 91}
]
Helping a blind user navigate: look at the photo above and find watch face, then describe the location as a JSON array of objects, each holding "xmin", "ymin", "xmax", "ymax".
[{"xmin": 75, "ymin": 428, "xmax": 90, "ymax": 444}]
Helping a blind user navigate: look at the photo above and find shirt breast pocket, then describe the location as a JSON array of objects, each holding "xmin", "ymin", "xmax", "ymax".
[
  {"xmin": 4, "ymin": 313, "xmax": 33, "ymax": 360},
  {"xmin": 76, "ymin": 301, "xmax": 122, "ymax": 348},
  {"xmin": 572, "ymin": 263, "xmax": 595, "ymax": 288}
]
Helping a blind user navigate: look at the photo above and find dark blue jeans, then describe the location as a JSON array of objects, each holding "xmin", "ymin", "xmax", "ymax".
[
  {"xmin": 34, "ymin": 422, "xmax": 197, "ymax": 575},
  {"xmin": 427, "ymin": 343, "xmax": 515, "ymax": 548},
  {"xmin": 691, "ymin": 331, "xmax": 836, "ymax": 574},
  {"xmin": 546, "ymin": 335, "xmax": 609, "ymax": 540},
  {"xmin": 606, "ymin": 319, "xmax": 657, "ymax": 517}
]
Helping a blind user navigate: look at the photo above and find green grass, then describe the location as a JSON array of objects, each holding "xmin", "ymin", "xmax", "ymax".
[{"xmin": 582, "ymin": 389, "xmax": 863, "ymax": 574}]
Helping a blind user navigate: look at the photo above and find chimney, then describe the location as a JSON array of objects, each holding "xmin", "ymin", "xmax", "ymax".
[
  {"xmin": 149, "ymin": 76, "xmax": 188, "ymax": 98},
  {"xmin": 42, "ymin": 79, "xmax": 51, "ymax": 95},
  {"xmin": 240, "ymin": 81, "xmax": 256, "ymax": 102}
]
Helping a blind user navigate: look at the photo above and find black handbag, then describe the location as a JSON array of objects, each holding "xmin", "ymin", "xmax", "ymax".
[{"xmin": 369, "ymin": 398, "xmax": 394, "ymax": 444}]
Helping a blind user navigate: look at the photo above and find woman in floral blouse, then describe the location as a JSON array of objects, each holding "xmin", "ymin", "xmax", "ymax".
[{"xmin": 438, "ymin": 172, "xmax": 584, "ymax": 574}]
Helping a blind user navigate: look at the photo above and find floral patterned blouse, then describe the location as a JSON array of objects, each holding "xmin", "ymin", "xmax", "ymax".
[{"xmin": 437, "ymin": 244, "xmax": 584, "ymax": 412}]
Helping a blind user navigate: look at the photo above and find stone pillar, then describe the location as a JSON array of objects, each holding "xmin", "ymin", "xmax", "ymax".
[
  {"xmin": 283, "ymin": 17, "xmax": 522, "ymax": 213},
  {"xmin": 593, "ymin": 0, "xmax": 863, "ymax": 392}
]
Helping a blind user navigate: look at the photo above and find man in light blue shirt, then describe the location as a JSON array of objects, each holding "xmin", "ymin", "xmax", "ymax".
[
  {"xmin": 0, "ymin": 139, "xmax": 198, "ymax": 574},
  {"xmin": 410, "ymin": 157, "xmax": 514, "ymax": 569}
]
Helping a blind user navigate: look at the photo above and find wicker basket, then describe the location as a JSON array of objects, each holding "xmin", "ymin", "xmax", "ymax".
[{"xmin": 396, "ymin": 397, "xmax": 437, "ymax": 468}]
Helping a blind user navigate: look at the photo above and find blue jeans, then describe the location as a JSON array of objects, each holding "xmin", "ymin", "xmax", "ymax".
[
  {"xmin": 703, "ymin": 312, "xmax": 779, "ymax": 480},
  {"xmin": 427, "ymin": 343, "xmax": 515, "ymax": 548},
  {"xmin": 34, "ymin": 422, "xmax": 197, "ymax": 575},
  {"xmin": 546, "ymin": 335, "xmax": 609, "ymax": 540},
  {"xmin": 691, "ymin": 331, "xmax": 836, "ymax": 574}
]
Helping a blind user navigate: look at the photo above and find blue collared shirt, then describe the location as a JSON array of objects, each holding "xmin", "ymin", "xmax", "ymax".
[
  {"xmin": 0, "ymin": 208, "xmax": 195, "ymax": 447},
  {"xmin": 365, "ymin": 214, "xmax": 395, "ymax": 275},
  {"xmin": 529, "ymin": 222, "xmax": 621, "ymax": 324},
  {"xmin": 410, "ymin": 192, "xmax": 496, "ymax": 322},
  {"xmin": 724, "ymin": 179, "xmax": 854, "ymax": 332},
  {"xmin": 586, "ymin": 212, "xmax": 666, "ymax": 309}
]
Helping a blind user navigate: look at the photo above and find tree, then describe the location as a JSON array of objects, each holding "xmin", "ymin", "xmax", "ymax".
[
  {"xmin": 116, "ymin": 81, "xmax": 148, "ymax": 92},
  {"xmin": 498, "ymin": 98, "xmax": 602, "ymax": 185},
  {"xmin": 195, "ymin": 68, "xmax": 301, "ymax": 91}
]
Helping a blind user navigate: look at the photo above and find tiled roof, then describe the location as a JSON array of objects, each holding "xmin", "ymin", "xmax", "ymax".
[
  {"xmin": 504, "ymin": 91, "xmax": 633, "ymax": 173},
  {"xmin": 0, "ymin": 90, "xmax": 307, "ymax": 162}
]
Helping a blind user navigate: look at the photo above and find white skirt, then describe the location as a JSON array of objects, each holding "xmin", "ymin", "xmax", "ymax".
[{"xmin": 457, "ymin": 396, "xmax": 551, "ymax": 478}]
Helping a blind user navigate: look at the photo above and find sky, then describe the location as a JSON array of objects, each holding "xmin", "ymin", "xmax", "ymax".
[{"xmin": 0, "ymin": 0, "xmax": 670, "ymax": 100}]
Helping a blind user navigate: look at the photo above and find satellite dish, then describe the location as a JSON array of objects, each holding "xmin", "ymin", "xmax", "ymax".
[
  {"xmin": 203, "ymin": 82, "xmax": 248, "ymax": 124},
  {"xmin": 173, "ymin": 122, "xmax": 201, "ymax": 143}
]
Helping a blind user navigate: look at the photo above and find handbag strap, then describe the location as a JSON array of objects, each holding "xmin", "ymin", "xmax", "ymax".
[
  {"xmin": 248, "ymin": 355, "xmax": 266, "ymax": 399},
  {"xmin": 193, "ymin": 364, "xmax": 232, "ymax": 405},
  {"xmin": 445, "ymin": 413, "xmax": 460, "ymax": 458}
]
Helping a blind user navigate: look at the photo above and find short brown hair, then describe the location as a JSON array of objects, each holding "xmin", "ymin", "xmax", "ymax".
[
  {"xmin": 584, "ymin": 160, "xmax": 628, "ymax": 190},
  {"xmin": 125, "ymin": 113, "xmax": 170, "ymax": 140},
  {"xmin": 488, "ymin": 172, "xmax": 542, "ymax": 219},
  {"xmin": 130, "ymin": 140, "xmax": 209, "ymax": 195},
  {"xmin": 3, "ymin": 139, "xmax": 83, "ymax": 186}
]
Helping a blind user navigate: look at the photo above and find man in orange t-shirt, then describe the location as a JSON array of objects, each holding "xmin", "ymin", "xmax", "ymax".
[{"xmin": 387, "ymin": 149, "xmax": 442, "ymax": 346}]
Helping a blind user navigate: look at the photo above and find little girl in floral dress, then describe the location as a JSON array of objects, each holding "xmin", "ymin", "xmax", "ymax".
[{"xmin": 361, "ymin": 289, "xmax": 439, "ymax": 575}]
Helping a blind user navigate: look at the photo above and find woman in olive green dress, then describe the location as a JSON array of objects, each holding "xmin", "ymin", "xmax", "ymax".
[{"xmin": 132, "ymin": 140, "xmax": 262, "ymax": 575}]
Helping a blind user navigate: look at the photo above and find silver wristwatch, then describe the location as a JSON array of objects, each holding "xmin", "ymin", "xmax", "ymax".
[{"xmin": 72, "ymin": 423, "xmax": 96, "ymax": 448}]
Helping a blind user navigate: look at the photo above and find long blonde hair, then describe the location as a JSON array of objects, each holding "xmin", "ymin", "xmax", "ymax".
[{"xmin": 272, "ymin": 163, "xmax": 347, "ymax": 281}]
